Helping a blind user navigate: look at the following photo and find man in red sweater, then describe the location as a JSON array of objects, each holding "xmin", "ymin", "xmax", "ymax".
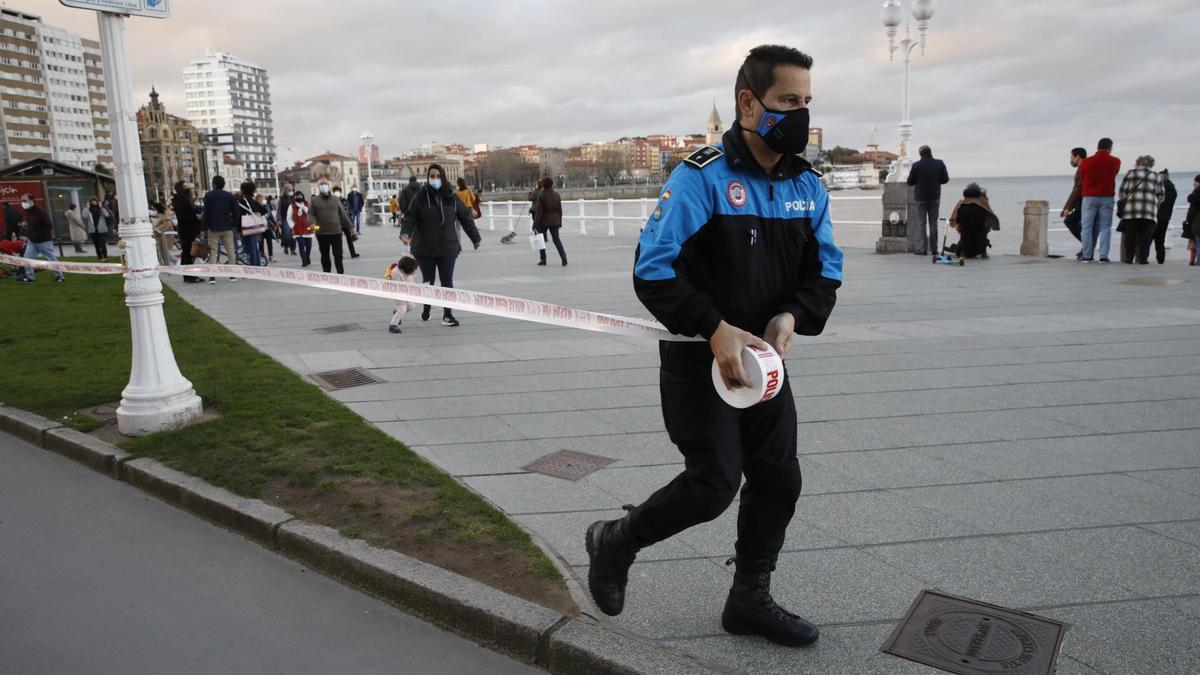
[{"xmin": 1077, "ymin": 138, "xmax": 1121, "ymax": 262}]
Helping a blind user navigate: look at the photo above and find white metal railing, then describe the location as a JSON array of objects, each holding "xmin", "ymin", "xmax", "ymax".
[{"xmin": 480, "ymin": 196, "xmax": 883, "ymax": 236}]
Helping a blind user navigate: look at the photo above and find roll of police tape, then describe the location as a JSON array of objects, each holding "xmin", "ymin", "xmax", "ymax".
[{"xmin": 710, "ymin": 344, "xmax": 786, "ymax": 409}]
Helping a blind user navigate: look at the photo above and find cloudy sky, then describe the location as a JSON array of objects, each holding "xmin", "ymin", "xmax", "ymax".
[{"xmin": 29, "ymin": 0, "xmax": 1200, "ymax": 177}]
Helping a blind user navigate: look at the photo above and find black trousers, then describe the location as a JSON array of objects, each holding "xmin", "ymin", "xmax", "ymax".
[
  {"xmin": 317, "ymin": 235, "xmax": 344, "ymax": 274},
  {"xmin": 90, "ymin": 232, "xmax": 109, "ymax": 260},
  {"xmin": 1154, "ymin": 217, "xmax": 1170, "ymax": 263},
  {"xmin": 537, "ymin": 226, "xmax": 567, "ymax": 262},
  {"xmin": 178, "ymin": 229, "xmax": 199, "ymax": 281},
  {"xmin": 417, "ymin": 255, "xmax": 457, "ymax": 318},
  {"xmin": 344, "ymin": 228, "xmax": 357, "ymax": 257},
  {"xmin": 627, "ymin": 342, "xmax": 802, "ymax": 561}
]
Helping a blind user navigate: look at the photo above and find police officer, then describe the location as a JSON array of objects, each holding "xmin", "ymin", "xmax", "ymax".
[{"xmin": 585, "ymin": 45, "xmax": 843, "ymax": 647}]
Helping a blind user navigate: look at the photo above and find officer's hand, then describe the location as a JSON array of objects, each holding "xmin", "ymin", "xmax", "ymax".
[
  {"xmin": 710, "ymin": 321, "xmax": 769, "ymax": 390},
  {"xmin": 473, "ymin": 239, "xmax": 481, "ymax": 250},
  {"xmin": 764, "ymin": 312, "xmax": 796, "ymax": 357},
  {"xmin": 400, "ymin": 234, "xmax": 411, "ymax": 245},
  {"xmin": 1060, "ymin": 208, "xmax": 1069, "ymax": 218}
]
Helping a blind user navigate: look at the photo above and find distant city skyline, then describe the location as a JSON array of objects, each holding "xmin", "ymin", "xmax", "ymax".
[{"xmin": 26, "ymin": 0, "xmax": 1200, "ymax": 177}]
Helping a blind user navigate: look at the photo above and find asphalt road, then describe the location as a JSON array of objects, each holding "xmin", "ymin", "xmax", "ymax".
[{"xmin": 0, "ymin": 432, "xmax": 539, "ymax": 675}]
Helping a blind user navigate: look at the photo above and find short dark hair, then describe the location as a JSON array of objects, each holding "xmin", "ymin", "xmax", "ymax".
[
  {"xmin": 240, "ymin": 181, "xmax": 257, "ymax": 198},
  {"xmin": 212, "ymin": 175, "xmax": 225, "ymax": 190},
  {"xmin": 963, "ymin": 183, "xmax": 983, "ymax": 198},
  {"xmin": 542, "ymin": 177, "xmax": 554, "ymax": 189},
  {"xmin": 1098, "ymin": 138, "xmax": 1113, "ymax": 151},
  {"xmin": 918, "ymin": 145, "xmax": 932, "ymax": 158},
  {"xmin": 456, "ymin": 177, "xmax": 468, "ymax": 190},
  {"xmin": 1071, "ymin": 147, "xmax": 1087, "ymax": 159},
  {"xmin": 734, "ymin": 44, "xmax": 813, "ymax": 120},
  {"xmin": 397, "ymin": 255, "xmax": 418, "ymax": 275}
]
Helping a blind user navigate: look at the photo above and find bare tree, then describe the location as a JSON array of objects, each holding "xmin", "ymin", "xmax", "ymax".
[{"xmin": 598, "ymin": 150, "xmax": 629, "ymax": 185}]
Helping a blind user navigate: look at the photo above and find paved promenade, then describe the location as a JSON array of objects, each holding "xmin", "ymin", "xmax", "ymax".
[{"xmin": 173, "ymin": 221, "xmax": 1200, "ymax": 674}]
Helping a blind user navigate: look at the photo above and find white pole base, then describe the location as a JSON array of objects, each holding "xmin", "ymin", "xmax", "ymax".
[{"xmin": 117, "ymin": 388, "xmax": 203, "ymax": 436}]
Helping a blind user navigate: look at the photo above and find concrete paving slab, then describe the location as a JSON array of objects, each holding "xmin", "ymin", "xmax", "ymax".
[
  {"xmin": 1042, "ymin": 599, "xmax": 1200, "ymax": 675},
  {"xmin": 1019, "ymin": 527, "xmax": 1200, "ymax": 597},
  {"xmin": 515, "ymin": 509, "xmax": 701, "ymax": 566},
  {"xmin": 806, "ymin": 447, "xmax": 995, "ymax": 490},
  {"xmin": 585, "ymin": 558, "xmax": 734, "ymax": 640},
  {"xmin": 463, "ymin": 473, "xmax": 621, "ymax": 514},
  {"xmin": 795, "ymin": 490, "xmax": 981, "ymax": 546},
  {"xmin": 1138, "ymin": 521, "xmax": 1200, "ymax": 548}
]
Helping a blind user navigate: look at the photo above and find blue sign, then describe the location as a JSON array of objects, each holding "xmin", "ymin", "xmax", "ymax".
[{"xmin": 58, "ymin": 0, "xmax": 171, "ymax": 19}]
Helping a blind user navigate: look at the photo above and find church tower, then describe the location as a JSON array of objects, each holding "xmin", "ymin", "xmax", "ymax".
[{"xmin": 705, "ymin": 102, "xmax": 723, "ymax": 146}]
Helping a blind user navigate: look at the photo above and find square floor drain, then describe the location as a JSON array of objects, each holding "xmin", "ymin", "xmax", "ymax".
[
  {"xmin": 311, "ymin": 367, "xmax": 383, "ymax": 391},
  {"xmin": 522, "ymin": 450, "xmax": 616, "ymax": 481},
  {"xmin": 313, "ymin": 323, "xmax": 363, "ymax": 334},
  {"xmin": 881, "ymin": 590, "xmax": 1067, "ymax": 675}
]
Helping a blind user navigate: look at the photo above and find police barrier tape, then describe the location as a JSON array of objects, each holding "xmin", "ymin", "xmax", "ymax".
[
  {"xmin": 1, "ymin": 255, "xmax": 792, "ymax": 405},
  {"xmin": 0, "ymin": 253, "xmax": 125, "ymax": 275},
  {"xmin": 0, "ymin": 254, "xmax": 692, "ymax": 342}
]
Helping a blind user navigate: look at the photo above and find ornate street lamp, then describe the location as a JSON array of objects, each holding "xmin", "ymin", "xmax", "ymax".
[{"xmin": 881, "ymin": 0, "xmax": 935, "ymax": 182}]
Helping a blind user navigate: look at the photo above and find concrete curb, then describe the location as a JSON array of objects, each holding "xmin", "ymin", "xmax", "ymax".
[{"xmin": 1, "ymin": 406, "xmax": 731, "ymax": 674}]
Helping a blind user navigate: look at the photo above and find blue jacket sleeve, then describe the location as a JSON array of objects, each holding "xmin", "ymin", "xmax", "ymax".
[
  {"xmin": 633, "ymin": 167, "xmax": 724, "ymax": 339},
  {"xmin": 777, "ymin": 184, "xmax": 843, "ymax": 336}
]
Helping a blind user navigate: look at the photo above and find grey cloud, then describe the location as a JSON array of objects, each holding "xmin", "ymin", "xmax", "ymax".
[{"xmin": 32, "ymin": 0, "xmax": 1200, "ymax": 176}]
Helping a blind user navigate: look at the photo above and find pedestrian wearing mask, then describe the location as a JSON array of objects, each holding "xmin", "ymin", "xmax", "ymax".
[
  {"xmin": 332, "ymin": 186, "xmax": 360, "ymax": 258},
  {"xmin": 347, "ymin": 185, "xmax": 366, "ymax": 234},
  {"xmin": 288, "ymin": 192, "xmax": 315, "ymax": 267},
  {"xmin": 202, "ymin": 175, "xmax": 239, "ymax": 284},
  {"xmin": 277, "ymin": 183, "xmax": 297, "ymax": 255},
  {"xmin": 17, "ymin": 194, "xmax": 64, "ymax": 283},
  {"xmin": 400, "ymin": 164, "xmax": 482, "ymax": 327},
  {"xmin": 585, "ymin": 45, "xmax": 842, "ymax": 648},
  {"xmin": 81, "ymin": 196, "xmax": 113, "ymax": 262},
  {"xmin": 310, "ymin": 177, "xmax": 356, "ymax": 273}
]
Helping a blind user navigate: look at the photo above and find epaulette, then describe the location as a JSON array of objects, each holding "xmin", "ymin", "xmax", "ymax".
[
  {"xmin": 683, "ymin": 146, "xmax": 723, "ymax": 169},
  {"xmin": 808, "ymin": 167, "xmax": 823, "ymax": 177}
]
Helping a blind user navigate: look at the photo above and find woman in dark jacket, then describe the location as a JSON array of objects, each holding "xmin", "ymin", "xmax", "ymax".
[
  {"xmin": 950, "ymin": 183, "xmax": 999, "ymax": 259},
  {"xmin": 236, "ymin": 181, "xmax": 269, "ymax": 267},
  {"xmin": 533, "ymin": 177, "xmax": 567, "ymax": 266},
  {"xmin": 1183, "ymin": 174, "xmax": 1200, "ymax": 266},
  {"xmin": 400, "ymin": 164, "xmax": 482, "ymax": 327},
  {"xmin": 172, "ymin": 181, "xmax": 203, "ymax": 282}
]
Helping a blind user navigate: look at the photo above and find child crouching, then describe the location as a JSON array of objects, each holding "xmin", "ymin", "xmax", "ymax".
[{"xmin": 384, "ymin": 255, "xmax": 419, "ymax": 333}]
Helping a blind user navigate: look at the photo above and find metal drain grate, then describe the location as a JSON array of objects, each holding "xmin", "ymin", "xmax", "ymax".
[
  {"xmin": 522, "ymin": 450, "xmax": 616, "ymax": 481},
  {"xmin": 881, "ymin": 590, "xmax": 1067, "ymax": 675},
  {"xmin": 312, "ymin": 323, "xmax": 363, "ymax": 334},
  {"xmin": 1120, "ymin": 277, "xmax": 1186, "ymax": 287},
  {"xmin": 311, "ymin": 367, "xmax": 383, "ymax": 391}
]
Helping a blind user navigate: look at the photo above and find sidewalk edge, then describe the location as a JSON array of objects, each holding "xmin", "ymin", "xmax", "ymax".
[{"xmin": 1, "ymin": 406, "xmax": 730, "ymax": 674}]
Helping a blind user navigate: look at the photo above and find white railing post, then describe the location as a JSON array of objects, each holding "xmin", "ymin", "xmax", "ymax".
[
  {"xmin": 579, "ymin": 200, "xmax": 587, "ymax": 236},
  {"xmin": 506, "ymin": 201, "xmax": 515, "ymax": 232},
  {"xmin": 640, "ymin": 198, "xmax": 649, "ymax": 223},
  {"xmin": 486, "ymin": 201, "xmax": 495, "ymax": 231},
  {"xmin": 607, "ymin": 198, "xmax": 615, "ymax": 237}
]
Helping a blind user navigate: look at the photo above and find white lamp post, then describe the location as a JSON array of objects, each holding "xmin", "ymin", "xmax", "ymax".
[
  {"xmin": 360, "ymin": 131, "xmax": 374, "ymax": 199},
  {"xmin": 881, "ymin": 0, "xmax": 935, "ymax": 182},
  {"xmin": 94, "ymin": 11, "xmax": 202, "ymax": 435}
]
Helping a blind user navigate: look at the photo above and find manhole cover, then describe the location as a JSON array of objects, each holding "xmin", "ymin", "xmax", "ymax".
[
  {"xmin": 881, "ymin": 590, "xmax": 1067, "ymax": 675},
  {"xmin": 311, "ymin": 367, "xmax": 383, "ymax": 390},
  {"xmin": 522, "ymin": 450, "xmax": 616, "ymax": 481},
  {"xmin": 1119, "ymin": 278, "xmax": 1186, "ymax": 287},
  {"xmin": 313, "ymin": 323, "xmax": 363, "ymax": 334}
]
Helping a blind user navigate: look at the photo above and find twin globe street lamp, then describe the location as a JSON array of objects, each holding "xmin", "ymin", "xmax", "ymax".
[{"xmin": 881, "ymin": 0, "xmax": 935, "ymax": 183}]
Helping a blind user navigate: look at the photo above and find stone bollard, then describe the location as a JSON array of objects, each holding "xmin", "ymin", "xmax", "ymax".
[{"xmin": 1021, "ymin": 200, "xmax": 1049, "ymax": 257}]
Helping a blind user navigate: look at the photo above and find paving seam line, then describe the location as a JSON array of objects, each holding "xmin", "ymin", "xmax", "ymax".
[{"xmin": 0, "ymin": 404, "xmax": 731, "ymax": 675}]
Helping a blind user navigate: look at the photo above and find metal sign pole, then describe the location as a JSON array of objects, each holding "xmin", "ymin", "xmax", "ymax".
[{"xmin": 95, "ymin": 11, "xmax": 202, "ymax": 435}]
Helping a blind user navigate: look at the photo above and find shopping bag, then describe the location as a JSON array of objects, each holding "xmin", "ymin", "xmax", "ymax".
[{"xmin": 529, "ymin": 233, "xmax": 546, "ymax": 251}]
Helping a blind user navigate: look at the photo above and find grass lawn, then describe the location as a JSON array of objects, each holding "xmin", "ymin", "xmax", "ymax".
[{"xmin": 1, "ymin": 265, "xmax": 573, "ymax": 612}]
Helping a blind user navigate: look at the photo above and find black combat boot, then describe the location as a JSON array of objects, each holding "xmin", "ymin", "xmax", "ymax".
[
  {"xmin": 721, "ymin": 556, "xmax": 819, "ymax": 647},
  {"xmin": 584, "ymin": 512, "xmax": 639, "ymax": 616}
]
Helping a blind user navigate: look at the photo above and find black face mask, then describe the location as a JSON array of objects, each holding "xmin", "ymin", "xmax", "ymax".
[{"xmin": 741, "ymin": 69, "xmax": 810, "ymax": 155}]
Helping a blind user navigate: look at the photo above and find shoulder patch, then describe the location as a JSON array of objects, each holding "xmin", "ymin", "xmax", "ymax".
[
  {"xmin": 808, "ymin": 167, "xmax": 823, "ymax": 177},
  {"xmin": 683, "ymin": 145, "xmax": 723, "ymax": 169}
]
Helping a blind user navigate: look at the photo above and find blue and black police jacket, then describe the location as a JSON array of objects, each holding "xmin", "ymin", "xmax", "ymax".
[{"xmin": 634, "ymin": 125, "xmax": 844, "ymax": 340}]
